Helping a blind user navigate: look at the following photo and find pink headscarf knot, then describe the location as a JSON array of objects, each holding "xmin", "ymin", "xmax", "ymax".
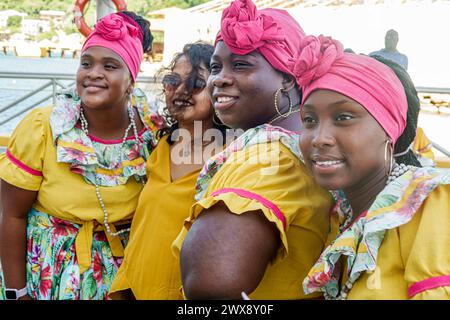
[
  {"xmin": 219, "ymin": 0, "xmax": 283, "ymax": 54},
  {"xmin": 294, "ymin": 35, "xmax": 344, "ymax": 87},
  {"xmin": 216, "ymin": 0, "xmax": 306, "ymax": 79},
  {"xmin": 94, "ymin": 14, "xmax": 140, "ymax": 41},
  {"xmin": 81, "ymin": 13, "xmax": 144, "ymax": 81}
]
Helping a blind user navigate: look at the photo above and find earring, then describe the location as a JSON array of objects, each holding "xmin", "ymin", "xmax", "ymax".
[
  {"xmin": 212, "ymin": 112, "xmax": 222, "ymax": 126},
  {"xmin": 384, "ymin": 139, "xmax": 394, "ymax": 175},
  {"xmin": 274, "ymin": 88, "xmax": 293, "ymax": 118}
]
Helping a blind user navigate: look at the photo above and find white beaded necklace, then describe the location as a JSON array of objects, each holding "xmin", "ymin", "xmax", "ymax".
[
  {"xmin": 324, "ymin": 162, "xmax": 416, "ymax": 300},
  {"xmin": 386, "ymin": 162, "xmax": 415, "ymax": 185},
  {"xmin": 79, "ymin": 104, "xmax": 139, "ymax": 237},
  {"xmin": 324, "ymin": 280, "xmax": 354, "ymax": 300}
]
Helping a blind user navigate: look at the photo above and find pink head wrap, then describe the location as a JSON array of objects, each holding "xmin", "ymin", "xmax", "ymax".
[
  {"xmin": 297, "ymin": 35, "xmax": 408, "ymax": 144},
  {"xmin": 215, "ymin": 0, "xmax": 306, "ymax": 78},
  {"xmin": 81, "ymin": 12, "xmax": 144, "ymax": 81}
]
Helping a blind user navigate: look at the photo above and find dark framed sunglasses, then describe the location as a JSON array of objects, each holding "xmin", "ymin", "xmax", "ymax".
[{"xmin": 162, "ymin": 73, "xmax": 207, "ymax": 95}]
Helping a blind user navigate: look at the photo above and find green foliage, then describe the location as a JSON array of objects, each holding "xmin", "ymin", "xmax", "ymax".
[
  {"xmin": 63, "ymin": 24, "xmax": 77, "ymax": 35},
  {"xmin": 1, "ymin": 0, "xmax": 211, "ymax": 40},
  {"xmin": 37, "ymin": 29, "xmax": 56, "ymax": 41},
  {"xmin": 0, "ymin": 0, "xmax": 211, "ymax": 16},
  {"xmin": 7, "ymin": 16, "xmax": 22, "ymax": 28},
  {"xmin": 152, "ymin": 31, "xmax": 164, "ymax": 43}
]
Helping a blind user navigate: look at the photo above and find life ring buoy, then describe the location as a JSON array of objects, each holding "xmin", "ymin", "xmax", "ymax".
[{"xmin": 73, "ymin": 0, "xmax": 127, "ymax": 37}]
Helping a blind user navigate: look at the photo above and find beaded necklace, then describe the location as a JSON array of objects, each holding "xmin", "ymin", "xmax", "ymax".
[
  {"xmin": 325, "ymin": 162, "xmax": 415, "ymax": 300},
  {"xmin": 79, "ymin": 104, "xmax": 139, "ymax": 237},
  {"xmin": 386, "ymin": 162, "xmax": 415, "ymax": 185}
]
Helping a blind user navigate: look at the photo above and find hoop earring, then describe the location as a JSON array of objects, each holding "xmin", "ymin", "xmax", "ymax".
[
  {"xmin": 384, "ymin": 139, "xmax": 394, "ymax": 175},
  {"xmin": 274, "ymin": 88, "xmax": 293, "ymax": 118},
  {"xmin": 212, "ymin": 114, "xmax": 221, "ymax": 126},
  {"xmin": 212, "ymin": 110, "xmax": 222, "ymax": 126}
]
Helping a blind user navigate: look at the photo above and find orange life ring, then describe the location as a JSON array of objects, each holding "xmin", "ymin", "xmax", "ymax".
[{"xmin": 73, "ymin": 0, "xmax": 127, "ymax": 37}]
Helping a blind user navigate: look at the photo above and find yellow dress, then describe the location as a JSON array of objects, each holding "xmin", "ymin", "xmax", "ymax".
[
  {"xmin": 348, "ymin": 184, "xmax": 450, "ymax": 299},
  {"xmin": 110, "ymin": 135, "xmax": 201, "ymax": 299},
  {"xmin": 172, "ymin": 126, "xmax": 333, "ymax": 299},
  {"xmin": 304, "ymin": 167, "xmax": 450, "ymax": 300},
  {"xmin": 413, "ymin": 127, "xmax": 435, "ymax": 165},
  {"xmin": 0, "ymin": 100, "xmax": 155, "ymax": 274}
]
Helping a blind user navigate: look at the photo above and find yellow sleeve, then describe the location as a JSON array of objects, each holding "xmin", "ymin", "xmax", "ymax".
[
  {"xmin": 413, "ymin": 127, "xmax": 435, "ymax": 161},
  {"xmin": 403, "ymin": 184, "xmax": 450, "ymax": 299},
  {"xmin": 0, "ymin": 108, "xmax": 48, "ymax": 191},
  {"xmin": 173, "ymin": 141, "xmax": 332, "ymax": 264}
]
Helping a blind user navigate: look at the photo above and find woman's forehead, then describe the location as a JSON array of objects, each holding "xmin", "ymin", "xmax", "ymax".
[
  {"xmin": 213, "ymin": 41, "xmax": 261, "ymax": 60},
  {"xmin": 304, "ymin": 90, "xmax": 359, "ymax": 107},
  {"xmin": 173, "ymin": 55, "xmax": 208, "ymax": 76},
  {"xmin": 82, "ymin": 46, "xmax": 124, "ymax": 63}
]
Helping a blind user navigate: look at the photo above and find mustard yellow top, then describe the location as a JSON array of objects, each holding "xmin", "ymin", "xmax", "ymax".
[
  {"xmin": 303, "ymin": 167, "xmax": 450, "ymax": 300},
  {"xmin": 0, "ymin": 107, "xmax": 148, "ymax": 273},
  {"xmin": 413, "ymin": 127, "xmax": 435, "ymax": 162},
  {"xmin": 172, "ymin": 141, "xmax": 333, "ymax": 299},
  {"xmin": 110, "ymin": 135, "xmax": 200, "ymax": 299},
  {"xmin": 348, "ymin": 184, "xmax": 450, "ymax": 300}
]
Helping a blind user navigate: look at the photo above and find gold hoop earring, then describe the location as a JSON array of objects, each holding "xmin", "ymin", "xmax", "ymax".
[
  {"xmin": 274, "ymin": 88, "xmax": 293, "ymax": 118},
  {"xmin": 212, "ymin": 113, "xmax": 222, "ymax": 126},
  {"xmin": 384, "ymin": 139, "xmax": 394, "ymax": 176}
]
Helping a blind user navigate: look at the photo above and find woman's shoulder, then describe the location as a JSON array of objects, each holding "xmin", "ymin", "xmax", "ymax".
[
  {"xmin": 194, "ymin": 124, "xmax": 302, "ymax": 200},
  {"xmin": 24, "ymin": 105, "xmax": 53, "ymax": 122},
  {"xmin": 13, "ymin": 106, "xmax": 53, "ymax": 137}
]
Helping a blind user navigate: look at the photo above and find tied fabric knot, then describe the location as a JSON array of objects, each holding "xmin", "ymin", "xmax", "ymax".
[
  {"xmin": 220, "ymin": 0, "xmax": 283, "ymax": 55},
  {"xmin": 81, "ymin": 12, "xmax": 144, "ymax": 80},
  {"xmin": 294, "ymin": 35, "xmax": 344, "ymax": 88},
  {"xmin": 94, "ymin": 14, "xmax": 133, "ymax": 41}
]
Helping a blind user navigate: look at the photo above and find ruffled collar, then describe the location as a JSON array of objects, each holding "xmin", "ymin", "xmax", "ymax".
[
  {"xmin": 49, "ymin": 87, "xmax": 159, "ymax": 186},
  {"xmin": 195, "ymin": 124, "xmax": 301, "ymax": 201},
  {"xmin": 303, "ymin": 166, "xmax": 450, "ymax": 298}
]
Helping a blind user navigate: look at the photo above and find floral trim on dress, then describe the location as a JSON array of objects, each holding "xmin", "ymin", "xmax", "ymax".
[
  {"xmin": 303, "ymin": 166, "xmax": 450, "ymax": 298},
  {"xmin": 50, "ymin": 87, "xmax": 165, "ymax": 186},
  {"xmin": 195, "ymin": 124, "xmax": 301, "ymax": 201},
  {"xmin": 0, "ymin": 209, "xmax": 128, "ymax": 300}
]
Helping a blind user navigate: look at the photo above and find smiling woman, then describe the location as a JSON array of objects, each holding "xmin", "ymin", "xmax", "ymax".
[
  {"xmin": 171, "ymin": 0, "xmax": 333, "ymax": 300},
  {"xmin": 0, "ymin": 11, "xmax": 165, "ymax": 300},
  {"xmin": 108, "ymin": 42, "xmax": 228, "ymax": 300},
  {"xmin": 298, "ymin": 35, "xmax": 450, "ymax": 300}
]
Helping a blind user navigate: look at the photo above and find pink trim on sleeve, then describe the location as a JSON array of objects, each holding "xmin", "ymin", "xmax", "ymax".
[
  {"xmin": 408, "ymin": 275, "xmax": 450, "ymax": 298},
  {"xmin": 6, "ymin": 149, "xmax": 43, "ymax": 177},
  {"xmin": 211, "ymin": 188, "xmax": 286, "ymax": 229}
]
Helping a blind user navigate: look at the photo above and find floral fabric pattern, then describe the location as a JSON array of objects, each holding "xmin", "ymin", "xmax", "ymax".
[
  {"xmin": 303, "ymin": 166, "xmax": 450, "ymax": 298},
  {"xmin": 50, "ymin": 87, "xmax": 165, "ymax": 186},
  {"xmin": 0, "ymin": 209, "xmax": 129, "ymax": 300},
  {"xmin": 195, "ymin": 124, "xmax": 301, "ymax": 201}
]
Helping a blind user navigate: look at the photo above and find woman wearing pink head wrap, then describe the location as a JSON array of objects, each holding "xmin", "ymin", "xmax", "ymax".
[
  {"xmin": 172, "ymin": 0, "xmax": 333, "ymax": 299},
  {"xmin": 0, "ymin": 11, "xmax": 165, "ymax": 300},
  {"xmin": 298, "ymin": 36, "xmax": 450, "ymax": 300}
]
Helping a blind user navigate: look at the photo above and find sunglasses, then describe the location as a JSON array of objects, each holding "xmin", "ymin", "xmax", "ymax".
[{"xmin": 162, "ymin": 73, "xmax": 207, "ymax": 95}]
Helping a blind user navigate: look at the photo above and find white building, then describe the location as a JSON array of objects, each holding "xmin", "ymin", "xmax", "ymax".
[
  {"xmin": 39, "ymin": 10, "xmax": 65, "ymax": 29},
  {"xmin": 21, "ymin": 19, "xmax": 51, "ymax": 36},
  {"xmin": 0, "ymin": 10, "xmax": 27, "ymax": 28}
]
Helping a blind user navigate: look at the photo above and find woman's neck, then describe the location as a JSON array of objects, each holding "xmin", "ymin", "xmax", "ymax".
[
  {"xmin": 269, "ymin": 110, "xmax": 302, "ymax": 132},
  {"xmin": 177, "ymin": 120, "xmax": 215, "ymax": 143},
  {"xmin": 81, "ymin": 101, "xmax": 135, "ymax": 139},
  {"xmin": 172, "ymin": 120, "xmax": 219, "ymax": 152},
  {"xmin": 344, "ymin": 166, "xmax": 388, "ymax": 221}
]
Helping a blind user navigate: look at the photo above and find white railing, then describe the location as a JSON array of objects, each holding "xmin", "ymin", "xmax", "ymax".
[{"xmin": 0, "ymin": 71, "xmax": 157, "ymax": 127}]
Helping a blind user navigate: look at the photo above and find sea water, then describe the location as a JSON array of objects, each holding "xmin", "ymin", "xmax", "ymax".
[{"xmin": 0, "ymin": 55, "xmax": 79, "ymax": 133}]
